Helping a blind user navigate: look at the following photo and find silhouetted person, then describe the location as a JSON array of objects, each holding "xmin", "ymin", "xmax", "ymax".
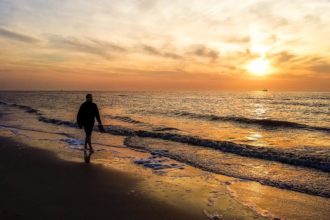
[{"xmin": 77, "ymin": 94, "xmax": 102, "ymax": 153}]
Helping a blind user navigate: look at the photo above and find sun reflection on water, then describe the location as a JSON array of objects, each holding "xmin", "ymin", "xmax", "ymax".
[
  {"xmin": 247, "ymin": 132, "xmax": 263, "ymax": 141},
  {"xmin": 254, "ymin": 103, "xmax": 267, "ymax": 118}
]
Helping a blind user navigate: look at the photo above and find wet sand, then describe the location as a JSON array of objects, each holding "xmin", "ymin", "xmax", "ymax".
[
  {"xmin": 0, "ymin": 136, "xmax": 201, "ymax": 220},
  {"xmin": 1, "ymin": 124, "xmax": 329, "ymax": 220}
]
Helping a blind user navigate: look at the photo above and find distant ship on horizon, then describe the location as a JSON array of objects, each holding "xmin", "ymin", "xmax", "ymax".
[{"xmin": 262, "ymin": 89, "xmax": 268, "ymax": 92}]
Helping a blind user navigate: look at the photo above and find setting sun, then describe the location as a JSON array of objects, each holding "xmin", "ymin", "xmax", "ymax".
[{"xmin": 248, "ymin": 58, "xmax": 270, "ymax": 76}]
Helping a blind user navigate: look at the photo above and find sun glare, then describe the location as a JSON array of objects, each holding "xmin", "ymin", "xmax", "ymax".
[{"xmin": 248, "ymin": 58, "xmax": 270, "ymax": 76}]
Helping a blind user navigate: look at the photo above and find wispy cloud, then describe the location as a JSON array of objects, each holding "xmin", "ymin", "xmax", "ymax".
[
  {"xmin": 45, "ymin": 34, "xmax": 115, "ymax": 59},
  {"xmin": 225, "ymin": 36, "xmax": 250, "ymax": 44},
  {"xmin": 309, "ymin": 62, "xmax": 330, "ymax": 74},
  {"xmin": 270, "ymin": 51, "xmax": 297, "ymax": 65},
  {"xmin": 187, "ymin": 44, "xmax": 219, "ymax": 61},
  {"xmin": 269, "ymin": 51, "xmax": 330, "ymax": 76},
  {"xmin": 87, "ymin": 38, "xmax": 127, "ymax": 52},
  {"xmin": 140, "ymin": 44, "xmax": 181, "ymax": 59},
  {"xmin": 43, "ymin": 34, "xmax": 183, "ymax": 60},
  {"xmin": 141, "ymin": 44, "xmax": 162, "ymax": 56},
  {"xmin": 0, "ymin": 27, "xmax": 39, "ymax": 43}
]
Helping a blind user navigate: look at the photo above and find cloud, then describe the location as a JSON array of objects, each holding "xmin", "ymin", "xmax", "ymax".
[
  {"xmin": 43, "ymin": 34, "xmax": 182, "ymax": 60},
  {"xmin": 141, "ymin": 44, "xmax": 161, "ymax": 56},
  {"xmin": 135, "ymin": 0, "xmax": 158, "ymax": 10},
  {"xmin": 48, "ymin": 36, "xmax": 107, "ymax": 58},
  {"xmin": 44, "ymin": 34, "xmax": 127, "ymax": 59},
  {"xmin": 140, "ymin": 44, "xmax": 181, "ymax": 59},
  {"xmin": 87, "ymin": 38, "xmax": 127, "ymax": 52},
  {"xmin": 225, "ymin": 36, "xmax": 250, "ymax": 44},
  {"xmin": 247, "ymin": 1, "xmax": 289, "ymax": 28},
  {"xmin": 0, "ymin": 27, "xmax": 39, "ymax": 43},
  {"xmin": 162, "ymin": 52, "xmax": 181, "ymax": 59},
  {"xmin": 309, "ymin": 62, "xmax": 330, "ymax": 74},
  {"xmin": 270, "ymin": 51, "xmax": 296, "ymax": 64},
  {"xmin": 188, "ymin": 44, "xmax": 219, "ymax": 60},
  {"xmin": 268, "ymin": 50, "xmax": 330, "ymax": 76}
]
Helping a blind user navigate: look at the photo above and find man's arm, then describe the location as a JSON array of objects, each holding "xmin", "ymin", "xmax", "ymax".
[{"xmin": 95, "ymin": 104, "xmax": 102, "ymax": 125}]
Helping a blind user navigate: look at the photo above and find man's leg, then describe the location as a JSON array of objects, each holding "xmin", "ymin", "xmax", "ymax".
[
  {"xmin": 84, "ymin": 135, "xmax": 88, "ymax": 150},
  {"xmin": 87, "ymin": 135, "xmax": 94, "ymax": 153}
]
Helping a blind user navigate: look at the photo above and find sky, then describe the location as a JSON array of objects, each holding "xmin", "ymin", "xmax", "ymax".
[{"xmin": 0, "ymin": 0, "xmax": 329, "ymax": 91}]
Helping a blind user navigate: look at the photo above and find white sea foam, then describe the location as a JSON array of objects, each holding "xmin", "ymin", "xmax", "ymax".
[{"xmin": 61, "ymin": 138, "xmax": 84, "ymax": 150}]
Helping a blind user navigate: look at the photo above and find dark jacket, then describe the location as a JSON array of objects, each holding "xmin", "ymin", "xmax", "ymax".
[{"xmin": 77, "ymin": 102, "xmax": 101, "ymax": 128}]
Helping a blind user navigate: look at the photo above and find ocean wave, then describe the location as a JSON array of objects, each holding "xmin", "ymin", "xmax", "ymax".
[
  {"xmin": 33, "ymin": 114, "xmax": 330, "ymax": 173},
  {"xmin": 152, "ymin": 127, "xmax": 180, "ymax": 132},
  {"xmin": 0, "ymin": 102, "xmax": 42, "ymax": 115},
  {"xmin": 2, "ymin": 101, "xmax": 330, "ymax": 172},
  {"xmin": 115, "ymin": 127, "xmax": 330, "ymax": 173},
  {"xmin": 105, "ymin": 115, "xmax": 145, "ymax": 124},
  {"xmin": 105, "ymin": 115, "xmax": 180, "ymax": 132},
  {"xmin": 124, "ymin": 136, "xmax": 330, "ymax": 198},
  {"xmin": 151, "ymin": 110, "xmax": 330, "ymax": 132},
  {"xmin": 38, "ymin": 116, "xmax": 76, "ymax": 127},
  {"xmin": 270, "ymin": 101, "xmax": 329, "ymax": 108},
  {"xmin": 2, "ymin": 100, "xmax": 330, "ymax": 197}
]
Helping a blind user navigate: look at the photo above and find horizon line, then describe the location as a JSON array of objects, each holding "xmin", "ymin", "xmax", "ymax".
[{"xmin": 0, "ymin": 89, "xmax": 329, "ymax": 93}]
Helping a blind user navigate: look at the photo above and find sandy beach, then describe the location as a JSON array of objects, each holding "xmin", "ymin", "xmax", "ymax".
[
  {"xmin": 1, "ymin": 128, "xmax": 329, "ymax": 220},
  {"xmin": 0, "ymin": 136, "xmax": 201, "ymax": 220}
]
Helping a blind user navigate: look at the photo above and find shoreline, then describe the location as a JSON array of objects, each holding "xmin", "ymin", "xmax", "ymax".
[
  {"xmin": 0, "ymin": 136, "xmax": 202, "ymax": 220},
  {"xmin": 1, "ymin": 123, "xmax": 329, "ymax": 219}
]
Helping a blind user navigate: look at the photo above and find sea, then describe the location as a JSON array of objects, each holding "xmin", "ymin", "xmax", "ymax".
[{"xmin": 0, "ymin": 91, "xmax": 329, "ymax": 197}]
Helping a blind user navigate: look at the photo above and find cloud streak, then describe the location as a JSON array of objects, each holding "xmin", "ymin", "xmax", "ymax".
[
  {"xmin": 0, "ymin": 27, "xmax": 39, "ymax": 43},
  {"xmin": 45, "ymin": 34, "xmax": 118, "ymax": 59},
  {"xmin": 140, "ymin": 44, "xmax": 181, "ymax": 59},
  {"xmin": 43, "ymin": 34, "xmax": 182, "ymax": 60},
  {"xmin": 309, "ymin": 62, "xmax": 330, "ymax": 74},
  {"xmin": 188, "ymin": 44, "xmax": 219, "ymax": 61}
]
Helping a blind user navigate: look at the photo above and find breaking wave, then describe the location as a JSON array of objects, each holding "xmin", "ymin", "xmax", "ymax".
[
  {"xmin": 145, "ymin": 110, "xmax": 330, "ymax": 132},
  {"xmin": 105, "ymin": 115, "xmax": 145, "ymax": 124},
  {"xmin": 1, "ymin": 101, "xmax": 329, "ymax": 173},
  {"xmin": 1, "ymin": 100, "xmax": 330, "ymax": 197}
]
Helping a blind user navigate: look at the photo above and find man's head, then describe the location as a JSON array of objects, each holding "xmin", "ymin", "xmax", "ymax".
[{"xmin": 86, "ymin": 94, "xmax": 93, "ymax": 102}]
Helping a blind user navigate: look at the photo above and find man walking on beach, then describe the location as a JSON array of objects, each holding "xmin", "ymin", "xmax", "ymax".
[{"xmin": 77, "ymin": 94, "xmax": 103, "ymax": 153}]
